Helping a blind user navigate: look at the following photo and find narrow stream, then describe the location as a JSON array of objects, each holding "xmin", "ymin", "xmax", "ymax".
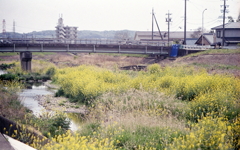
[
  {"xmin": 0, "ymin": 70, "xmax": 81, "ymax": 131},
  {"xmin": 18, "ymin": 82, "xmax": 81, "ymax": 131}
]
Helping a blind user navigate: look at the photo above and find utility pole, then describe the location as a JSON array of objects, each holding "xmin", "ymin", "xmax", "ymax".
[
  {"xmin": 166, "ymin": 11, "xmax": 172, "ymax": 46},
  {"xmin": 183, "ymin": 0, "xmax": 187, "ymax": 45},
  {"xmin": 152, "ymin": 8, "xmax": 154, "ymax": 40},
  {"xmin": 222, "ymin": 0, "xmax": 227, "ymax": 46}
]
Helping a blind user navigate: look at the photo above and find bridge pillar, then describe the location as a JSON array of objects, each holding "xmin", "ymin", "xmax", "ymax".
[{"xmin": 20, "ymin": 52, "xmax": 32, "ymax": 71}]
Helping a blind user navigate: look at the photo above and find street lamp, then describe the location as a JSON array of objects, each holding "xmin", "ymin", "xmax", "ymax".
[{"xmin": 202, "ymin": 9, "xmax": 207, "ymax": 46}]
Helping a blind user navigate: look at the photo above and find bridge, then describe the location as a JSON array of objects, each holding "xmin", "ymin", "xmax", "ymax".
[
  {"xmin": 0, "ymin": 38, "xmax": 169, "ymax": 54},
  {"xmin": 0, "ymin": 38, "xmax": 212, "ymax": 71},
  {"xmin": 0, "ymin": 38, "xmax": 171, "ymax": 71}
]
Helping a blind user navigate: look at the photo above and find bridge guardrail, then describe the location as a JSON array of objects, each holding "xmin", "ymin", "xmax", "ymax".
[
  {"xmin": 181, "ymin": 45, "xmax": 214, "ymax": 50},
  {"xmin": 0, "ymin": 38, "xmax": 168, "ymax": 47}
]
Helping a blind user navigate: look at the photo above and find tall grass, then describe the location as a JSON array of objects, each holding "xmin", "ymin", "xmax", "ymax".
[{"xmin": 49, "ymin": 64, "xmax": 240, "ymax": 149}]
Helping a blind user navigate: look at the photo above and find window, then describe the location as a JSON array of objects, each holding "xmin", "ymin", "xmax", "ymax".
[{"xmin": 217, "ymin": 31, "xmax": 221, "ymax": 38}]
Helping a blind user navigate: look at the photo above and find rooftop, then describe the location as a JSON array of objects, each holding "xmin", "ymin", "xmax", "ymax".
[{"xmin": 211, "ymin": 22, "xmax": 240, "ymax": 30}]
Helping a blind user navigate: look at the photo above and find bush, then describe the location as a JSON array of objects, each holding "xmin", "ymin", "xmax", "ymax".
[
  {"xmin": 45, "ymin": 67, "xmax": 56, "ymax": 78},
  {"xmin": 0, "ymin": 63, "xmax": 15, "ymax": 70},
  {"xmin": 147, "ymin": 63, "xmax": 161, "ymax": 74},
  {"xmin": 167, "ymin": 117, "xmax": 237, "ymax": 150},
  {"xmin": 0, "ymin": 73, "xmax": 18, "ymax": 81}
]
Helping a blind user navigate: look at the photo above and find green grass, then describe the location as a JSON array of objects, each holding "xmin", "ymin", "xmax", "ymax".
[
  {"xmin": 0, "ymin": 52, "xmax": 56, "ymax": 56},
  {"xmin": 33, "ymin": 52, "xmax": 56, "ymax": 55},
  {"xmin": 0, "ymin": 52, "xmax": 19, "ymax": 56},
  {"xmin": 192, "ymin": 62, "xmax": 240, "ymax": 70},
  {"xmin": 185, "ymin": 48, "xmax": 240, "ymax": 57},
  {"xmin": 113, "ymin": 126, "xmax": 184, "ymax": 150}
]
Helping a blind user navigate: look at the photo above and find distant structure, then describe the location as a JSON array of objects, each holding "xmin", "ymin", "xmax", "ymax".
[
  {"xmin": 13, "ymin": 20, "xmax": 15, "ymax": 37},
  {"xmin": 55, "ymin": 15, "xmax": 78, "ymax": 42},
  {"xmin": 2, "ymin": 19, "xmax": 6, "ymax": 34}
]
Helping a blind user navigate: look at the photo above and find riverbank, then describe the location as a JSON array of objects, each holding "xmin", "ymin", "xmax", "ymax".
[
  {"xmin": 35, "ymin": 95, "xmax": 87, "ymax": 114},
  {"xmin": 34, "ymin": 80, "xmax": 88, "ymax": 114},
  {"xmin": 1, "ymin": 49, "xmax": 240, "ymax": 149}
]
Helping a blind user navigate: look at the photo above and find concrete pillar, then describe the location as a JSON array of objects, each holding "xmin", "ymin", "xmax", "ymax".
[{"xmin": 20, "ymin": 52, "xmax": 32, "ymax": 71}]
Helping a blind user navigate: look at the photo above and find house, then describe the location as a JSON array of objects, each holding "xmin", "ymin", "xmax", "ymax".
[
  {"xmin": 211, "ymin": 22, "xmax": 240, "ymax": 46},
  {"xmin": 195, "ymin": 33, "xmax": 215, "ymax": 46},
  {"xmin": 134, "ymin": 31, "xmax": 196, "ymax": 45}
]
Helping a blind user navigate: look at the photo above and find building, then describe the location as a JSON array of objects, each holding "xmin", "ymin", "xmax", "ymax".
[
  {"xmin": 134, "ymin": 31, "xmax": 196, "ymax": 45},
  {"xmin": 211, "ymin": 22, "xmax": 240, "ymax": 46},
  {"xmin": 55, "ymin": 16, "xmax": 78, "ymax": 41},
  {"xmin": 195, "ymin": 33, "xmax": 215, "ymax": 46}
]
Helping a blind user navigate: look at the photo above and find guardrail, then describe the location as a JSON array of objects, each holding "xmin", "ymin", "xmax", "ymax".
[
  {"xmin": 0, "ymin": 38, "xmax": 168, "ymax": 47},
  {"xmin": 181, "ymin": 45, "xmax": 214, "ymax": 50}
]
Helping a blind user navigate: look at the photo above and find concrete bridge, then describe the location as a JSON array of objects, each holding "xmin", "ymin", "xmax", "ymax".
[{"xmin": 0, "ymin": 38, "xmax": 170, "ymax": 71}]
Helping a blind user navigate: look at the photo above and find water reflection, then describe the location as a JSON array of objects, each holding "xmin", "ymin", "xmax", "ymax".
[
  {"xmin": 67, "ymin": 112, "xmax": 85, "ymax": 131},
  {"xmin": 19, "ymin": 82, "xmax": 81, "ymax": 131},
  {"xmin": 0, "ymin": 70, "xmax": 7, "ymax": 75},
  {"xmin": 19, "ymin": 82, "xmax": 53, "ymax": 116}
]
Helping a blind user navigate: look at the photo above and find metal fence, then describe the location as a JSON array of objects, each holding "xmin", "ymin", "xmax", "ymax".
[{"xmin": 0, "ymin": 38, "xmax": 168, "ymax": 47}]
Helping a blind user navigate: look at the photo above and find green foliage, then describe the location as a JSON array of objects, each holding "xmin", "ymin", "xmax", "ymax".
[
  {"xmin": 166, "ymin": 117, "xmax": 238, "ymax": 150},
  {"xmin": 113, "ymin": 126, "xmax": 184, "ymax": 150},
  {"xmin": 45, "ymin": 67, "xmax": 56, "ymax": 77},
  {"xmin": 0, "ymin": 63, "xmax": 16, "ymax": 70},
  {"xmin": 0, "ymin": 73, "xmax": 18, "ymax": 81},
  {"xmin": 80, "ymin": 122, "xmax": 101, "ymax": 136},
  {"xmin": 26, "ymin": 111, "xmax": 70, "ymax": 138}
]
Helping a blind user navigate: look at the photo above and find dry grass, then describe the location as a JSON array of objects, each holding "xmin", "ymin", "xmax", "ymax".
[
  {"xmin": 87, "ymin": 89, "xmax": 186, "ymax": 131},
  {"xmin": 159, "ymin": 53, "xmax": 240, "ymax": 77},
  {"xmin": 33, "ymin": 53, "xmax": 147, "ymax": 68},
  {"xmin": 0, "ymin": 82, "xmax": 27, "ymax": 121}
]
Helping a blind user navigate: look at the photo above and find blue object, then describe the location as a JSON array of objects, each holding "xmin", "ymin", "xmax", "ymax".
[{"xmin": 170, "ymin": 44, "xmax": 180, "ymax": 57}]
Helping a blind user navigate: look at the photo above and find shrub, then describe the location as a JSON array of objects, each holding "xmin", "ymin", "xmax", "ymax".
[
  {"xmin": 45, "ymin": 67, "xmax": 56, "ymax": 78},
  {"xmin": 147, "ymin": 63, "xmax": 161, "ymax": 74},
  {"xmin": 0, "ymin": 73, "xmax": 18, "ymax": 81},
  {"xmin": 166, "ymin": 117, "xmax": 237, "ymax": 150}
]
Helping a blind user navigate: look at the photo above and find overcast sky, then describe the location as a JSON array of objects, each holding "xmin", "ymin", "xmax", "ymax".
[{"xmin": 0, "ymin": 0, "xmax": 239, "ymax": 33}]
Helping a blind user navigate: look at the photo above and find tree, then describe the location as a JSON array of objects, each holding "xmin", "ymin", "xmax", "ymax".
[
  {"xmin": 228, "ymin": 16, "xmax": 234, "ymax": 22},
  {"xmin": 191, "ymin": 27, "xmax": 202, "ymax": 38}
]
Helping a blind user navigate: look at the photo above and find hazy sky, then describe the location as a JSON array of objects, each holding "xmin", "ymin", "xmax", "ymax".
[{"xmin": 0, "ymin": 0, "xmax": 239, "ymax": 33}]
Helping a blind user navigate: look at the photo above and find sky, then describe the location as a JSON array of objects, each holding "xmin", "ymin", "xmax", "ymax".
[{"xmin": 0, "ymin": 0, "xmax": 239, "ymax": 33}]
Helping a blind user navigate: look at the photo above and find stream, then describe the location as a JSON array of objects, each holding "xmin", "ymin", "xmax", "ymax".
[
  {"xmin": 0, "ymin": 70, "xmax": 81, "ymax": 131},
  {"xmin": 19, "ymin": 82, "xmax": 81, "ymax": 131}
]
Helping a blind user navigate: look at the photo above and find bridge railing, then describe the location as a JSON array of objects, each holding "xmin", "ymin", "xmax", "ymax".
[
  {"xmin": 181, "ymin": 45, "xmax": 214, "ymax": 50},
  {"xmin": 0, "ymin": 38, "xmax": 168, "ymax": 47}
]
